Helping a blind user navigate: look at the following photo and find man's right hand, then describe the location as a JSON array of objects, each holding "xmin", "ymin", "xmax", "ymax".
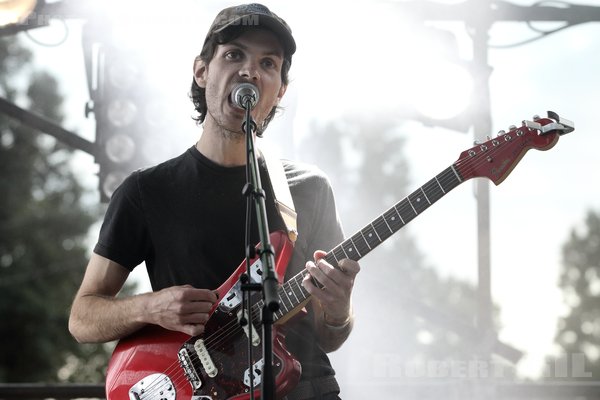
[{"xmin": 148, "ymin": 285, "xmax": 218, "ymax": 336}]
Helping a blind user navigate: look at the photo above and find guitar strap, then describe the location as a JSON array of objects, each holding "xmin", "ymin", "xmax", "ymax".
[{"xmin": 260, "ymin": 147, "xmax": 298, "ymax": 244}]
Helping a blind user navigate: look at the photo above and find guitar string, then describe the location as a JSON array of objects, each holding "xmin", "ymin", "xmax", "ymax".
[
  {"xmin": 159, "ymin": 127, "xmax": 532, "ymax": 391},
  {"xmin": 202, "ymin": 129, "xmax": 530, "ymax": 382},
  {"xmin": 131, "ymin": 127, "xmax": 535, "ymax": 397},
  {"xmin": 135, "ymin": 279, "xmax": 301, "ymax": 399},
  {"xmin": 137, "ymin": 287, "xmax": 292, "ymax": 399}
]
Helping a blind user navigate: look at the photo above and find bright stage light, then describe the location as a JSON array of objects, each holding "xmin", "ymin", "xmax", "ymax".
[
  {"xmin": 105, "ymin": 134, "xmax": 135, "ymax": 164},
  {"xmin": 0, "ymin": 0, "xmax": 37, "ymax": 27}
]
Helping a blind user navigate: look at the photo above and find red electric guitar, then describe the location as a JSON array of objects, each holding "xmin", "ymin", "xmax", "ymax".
[{"xmin": 105, "ymin": 112, "xmax": 574, "ymax": 400}]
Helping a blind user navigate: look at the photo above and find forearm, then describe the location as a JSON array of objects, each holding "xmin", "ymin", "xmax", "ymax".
[
  {"xmin": 69, "ymin": 292, "xmax": 151, "ymax": 343},
  {"xmin": 314, "ymin": 303, "xmax": 354, "ymax": 353}
]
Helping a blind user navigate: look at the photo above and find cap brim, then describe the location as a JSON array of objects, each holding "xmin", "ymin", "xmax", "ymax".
[{"xmin": 213, "ymin": 13, "xmax": 296, "ymax": 56}]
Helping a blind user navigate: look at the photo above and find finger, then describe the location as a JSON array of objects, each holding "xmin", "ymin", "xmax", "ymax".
[
  {"xmin": 338, "ymin": 259, "xmax": 360, "ymax": 276},
  {"xmin": 181, "ymin": 312, "xmax": 210, "ymax": 325},
  {"xmin": 306, "ymin": 261, "xmax": 332, "ymax": 288},
  {"xmin": 305, "ymin": 264, "xmax": 349, "ymax": 302},
  {"xmin": 302, "ymin": 273, "xmax": 336, "ymax": 303},
  {"xmin": 315, "ymin": 259, "xmax": 353, "ymax": 292},
  {"xmin": 181, "ymin": 300, "xmax": 214, "ymax": 314},
  {"xmin": 185, "ymin": 288, "xmax": 219, "ymax": 303},
  {"xmin": 183, "ymin": 324, "xmax": 205, "ymax": 337}
]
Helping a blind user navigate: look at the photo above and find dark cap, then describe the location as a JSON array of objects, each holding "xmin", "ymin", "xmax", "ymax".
[{"xmin": 203, "ymin": 3, "xmax": 296, "ymax": 58}]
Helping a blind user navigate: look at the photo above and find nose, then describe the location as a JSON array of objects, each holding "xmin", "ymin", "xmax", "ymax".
[{"xmin": 239, "ymin": 59, "xmax": 260, "ymax": 81}]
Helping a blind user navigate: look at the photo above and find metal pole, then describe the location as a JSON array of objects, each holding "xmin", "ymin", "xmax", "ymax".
[{"xmin": 468, "ymin": 0, "xmax": 495, "ymax": 354}]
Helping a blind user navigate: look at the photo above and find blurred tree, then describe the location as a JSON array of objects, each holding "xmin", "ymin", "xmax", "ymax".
[
  {"xmin": 0, "ymin": 36, "xmax": 110, "ymax": 382},
  {"xmin": 299, "ymin": 116, "xmax": 507, "ymax": 397},
  {"xmin": 553, "ymin": 210, "xmax": 600, "ymax": 379}
]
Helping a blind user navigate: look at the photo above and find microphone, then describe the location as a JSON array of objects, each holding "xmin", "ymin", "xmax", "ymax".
[{"xmin": 231, "ymin": 83, "xmax": 260, "ymax": 110}]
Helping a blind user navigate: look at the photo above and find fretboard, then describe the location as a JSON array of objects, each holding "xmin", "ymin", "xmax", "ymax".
[{"xmin": 257, "ymin": 164, "xmax": 464, "ymax": 323}]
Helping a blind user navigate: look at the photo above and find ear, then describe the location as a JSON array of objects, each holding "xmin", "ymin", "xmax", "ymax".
[
  {"xmin": 193, "ymin": 56, "xmax": 208, "ymax": 88},
  {"xmin": 276, "ymin": 84, "xmax": 287, "ymax": 105}
]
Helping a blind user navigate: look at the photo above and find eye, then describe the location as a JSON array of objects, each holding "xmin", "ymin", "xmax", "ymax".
[
  {"xmin": 262, "ymin": 58, "xmax": 279, "ymax": 70},
  {"xmin": 225, "ymin": 50, "xmax": 243, "ymax": 61}
]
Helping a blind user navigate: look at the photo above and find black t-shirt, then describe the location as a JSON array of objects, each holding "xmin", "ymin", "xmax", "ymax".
[{"xmin": 94, "ymin": 146, "xmax": 345, "ymax": 379}]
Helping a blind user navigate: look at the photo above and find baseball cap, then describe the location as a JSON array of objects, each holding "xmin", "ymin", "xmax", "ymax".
[{"xmin": 203, "ymin": 3, "xmax": 296, "ymax": 58}]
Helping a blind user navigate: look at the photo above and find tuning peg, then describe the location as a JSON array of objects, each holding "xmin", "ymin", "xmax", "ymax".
[
  {"xmin": 497, "ymin": 129, "xmax": 506, "ymax": 137},
  {"xmin": 508, "ymin": 125, "xmax": 517, "ymax": 131}
]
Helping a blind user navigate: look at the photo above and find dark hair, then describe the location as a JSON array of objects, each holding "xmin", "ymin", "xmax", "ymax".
[{"xmin": 190, "ymin": 26, "xmax": 292, "ymax": 137}]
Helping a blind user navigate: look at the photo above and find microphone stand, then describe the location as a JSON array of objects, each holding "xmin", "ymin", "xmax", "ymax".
[{"xmin": 239, "ymin": 99, "xmax": 280, "ymax": 400}]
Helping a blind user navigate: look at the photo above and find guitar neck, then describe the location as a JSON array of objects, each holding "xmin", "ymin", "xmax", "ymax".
[{"xmin": 271, "ymin": 163, "xmax": 465, "ymax": 321}]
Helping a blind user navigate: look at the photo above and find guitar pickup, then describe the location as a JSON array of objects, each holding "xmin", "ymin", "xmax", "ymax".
[{"xmin": 193, "ymin": 339, "xmax": 218, "ymax": 378}]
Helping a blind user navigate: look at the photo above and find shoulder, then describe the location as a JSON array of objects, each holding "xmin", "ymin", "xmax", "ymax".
[
  {"xmin": 280, "ymin": 159, "xmax": 339, "ymax": 210},
  {"xmin": 282, "ymin": 159, "xmax": 332, "ymax": 189},
  {"xmin": 109, "ymin": 148, "xmax": 194, "ymax": 205},
  {"xmin": 137, "ymin": 149, "xmax": 192, "ymax": 182}
]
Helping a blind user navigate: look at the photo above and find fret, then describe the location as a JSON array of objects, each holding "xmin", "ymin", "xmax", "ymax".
[
  {"xmin": 340, "ymin": 239, "xmax": 360, "ymax": 261},
  {"xmin": 408, "ymin": 190, "xmax": 430, "ymax": 215},
  {"xmin": 290, "ymin": 276, "xmax": 307, "ymax": 303},
  {"xmin": 434, "ymin": 176, "xmax": 446, "ymax": 194},
  {"xmin": 382, "ymin": 207, "xmax": 404, "ymax": 232},
  {"xmin": 424, "ymin": 176, "xmax": 446, "ymax": 203},
  {"xmin": 351, "ymin": 231, "xmax": 371, "ymax": 255},
  {"xmin": 370, "ymin": 217, "xmax": 393, "ymax": 244},
  {"xmin": 361, "ymin": 224, "xmax": 380, "ymax": 249},
  {"xmin": 263, "ymin": 163, "xmax": 469, "ymax": 327},
  {"xmin": 393, "ymin": 204, "xmax": 407, "ymax": 224},
  {"xmin": 332, "ymin": 246, "xmax": 346, "ymax": 263},
  {"xmin": 329, "ymin": 249, "xmax": 340, "ymax": 264},
  {"xmin": 359, "ymin": 231, "xmax": 372, "ymax": 250},
  {"xmin": 438, "ymin": 166, "xmax": 462, "ymax": 193},
  {"xmin": 396, "ymin": 199, "xmax": 416, "ymax": 225},
  {"xmin": 279, "ymin": 286, "xmax": 293, "ymax": 312},
  {"xmin": 369, "ymin": 222, "xmax": 382, "ymax": 242},
  {"xmin": 407, "ymin": 197, "xmax": 418, "ymax": 214},
  {"xmin": 339, "ymin": 244, "xmax": 350, "ymax": 259},
  {"xmin": 287, "ymin": 281, "xmax": 301, "ymax": 304},
  {"xmin": 420, "ymin": 187, "xmax": 431, "ymax": 204},
  {"xmin": 349, "ymin": 237, "xmax": 363, "ymax": 258},
  {"xmin": 380, "ymin": 215, "xmax": 394, "ymax": 234},
  {"xmin": 450, "ymin": 164, "xmax": 463, "ymax": 183},
  {"xmin": 275, "ymin": 308, "xmax": 284, "ymax": 320}
]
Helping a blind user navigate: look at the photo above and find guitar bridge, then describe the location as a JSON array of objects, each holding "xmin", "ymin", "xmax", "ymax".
[{"xmin": 178, "ymin": 348, "xmax": 202, "ymax": 391}]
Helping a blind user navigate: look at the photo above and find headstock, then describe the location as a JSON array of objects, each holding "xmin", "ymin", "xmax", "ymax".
[{"xmin": 454, "ymin": 111, "xmax": 574, "ymax": 185}]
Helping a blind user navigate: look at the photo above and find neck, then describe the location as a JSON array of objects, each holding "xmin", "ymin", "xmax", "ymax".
[{"xmin": 196, "ymin": 121, "xmax": 253, "ymax": 167}]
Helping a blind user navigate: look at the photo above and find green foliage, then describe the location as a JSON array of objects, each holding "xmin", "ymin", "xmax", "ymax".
[
  {"xmin": 553, "ymin": 210, "xmax": 600, "ymax": 379},
  {"xmin": 0, "ymin": 36, "xmax": 108, "ymax": 382}
]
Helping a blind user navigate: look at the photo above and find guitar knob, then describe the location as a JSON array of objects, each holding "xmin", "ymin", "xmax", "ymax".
[{"xmin": 533, "ymin": 115, "xmax": 541, "ymax": 121}]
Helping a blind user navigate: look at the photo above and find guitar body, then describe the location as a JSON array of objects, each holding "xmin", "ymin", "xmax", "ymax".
[{"xmin": 106, "ymin": 231, "xmax": 300, "ymax": 400}]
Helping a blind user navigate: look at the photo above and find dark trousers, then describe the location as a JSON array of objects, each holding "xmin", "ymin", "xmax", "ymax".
[{"xmin": 283, "ymin": 375, "xmax": 341, "ymax": 400}]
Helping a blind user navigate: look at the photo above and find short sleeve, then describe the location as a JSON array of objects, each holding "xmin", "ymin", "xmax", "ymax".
[{"xmin": 93, "ymin": 172, "xmax": 152, "ymax": 271}]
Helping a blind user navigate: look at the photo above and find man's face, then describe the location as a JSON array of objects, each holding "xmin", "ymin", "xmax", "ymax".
[{"xmin": 194, "ymin": 28, "xmax": 287, "ymax": 135}]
